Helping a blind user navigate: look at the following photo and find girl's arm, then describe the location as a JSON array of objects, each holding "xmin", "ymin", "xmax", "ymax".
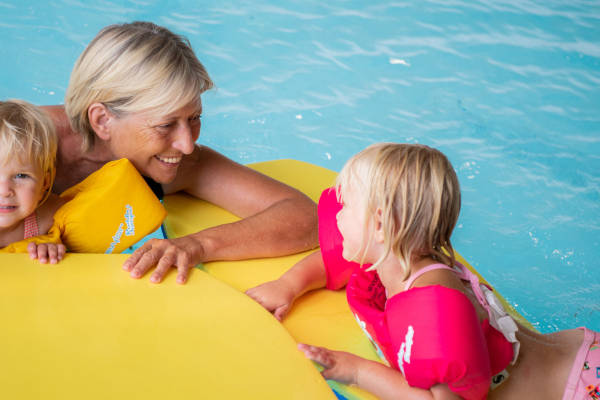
[
  {"xmin": 246, "ymin": 250, "xmax": 326, "ymax": 320},
  {"xmin": 298, "ymin": 344, "xmax": 461, "ymax": 400}
]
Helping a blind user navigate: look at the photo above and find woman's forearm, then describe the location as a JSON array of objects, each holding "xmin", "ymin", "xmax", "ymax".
[{"xmin": 190, "ymin": 195, "xmax": 318, "ymax": 262}]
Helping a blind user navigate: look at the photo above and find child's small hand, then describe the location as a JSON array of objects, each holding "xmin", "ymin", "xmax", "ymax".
[
  {"xmin": 298, "ymin": 343, "xmax": 361, "ymax": 385},
  {"xmin": 27, "ymin": 242, "xmax": 66, "ymax": 264},
  {"xmin": 245, "ymin": 279, "xmax": 296, "ymax": 321}
]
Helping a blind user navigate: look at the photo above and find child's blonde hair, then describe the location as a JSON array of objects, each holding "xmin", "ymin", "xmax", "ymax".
[
  {"xmin": 65, "ymin": 21, "xmax": 214, "ymax": 152},
  {"xmin": 0, "ymin": 100, "xmax": 57, "ymax": 203},
  {"xmin": 336, "ymin": 143, "xmax": 461, "ymax": 280}
]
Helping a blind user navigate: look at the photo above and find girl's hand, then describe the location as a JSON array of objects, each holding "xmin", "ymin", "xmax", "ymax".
[
  {"xmin": 245, "ymin": 279, "xmax": 296, "ymax": 321},
  {"xmin": 298, "ymin": 343, "xmax": 362, "ymax": 385},
  {"xmin": 27, "ymin": 242, "xmax": 66, "ymax": 264}
]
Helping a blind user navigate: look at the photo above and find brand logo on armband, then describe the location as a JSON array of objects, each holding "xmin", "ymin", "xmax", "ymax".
[
  {"xmin": 124, "ymin": 205, "xmax": 135, "ymax": 236},
  {"xmin": 105, "ymin": 204, "xmax": 136, "ymax": 254},
  {"xmin": 397, "ymin": 325, "xmax": 414, "ymax": 375}
]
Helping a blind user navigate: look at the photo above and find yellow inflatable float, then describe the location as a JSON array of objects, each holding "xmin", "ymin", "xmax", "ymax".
[
  {"xmin": 0, "ymin": 253, "xmax": 334, "ymax": 399},
  {"xmin": 0, "ymin": 159, "xmax": 531, "ymax": 400}
]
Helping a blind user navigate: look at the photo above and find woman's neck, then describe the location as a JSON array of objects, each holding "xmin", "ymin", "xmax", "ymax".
[{"xmin": 53, "ymin": 129, "xmax": 113, "ymax": 194}]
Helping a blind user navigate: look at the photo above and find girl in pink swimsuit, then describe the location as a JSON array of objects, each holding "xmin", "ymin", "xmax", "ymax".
[
  {"xmin": 0, "ymin": 100, "xmax": 65, "ymax": 262},
  {"xmin": 247, "ymin": 143, "xmax": 599, "ymax": 399}
]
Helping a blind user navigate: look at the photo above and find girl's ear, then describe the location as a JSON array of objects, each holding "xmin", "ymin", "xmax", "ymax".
[
  {"xmin": 88, "ymin": 103, "xmax": 113, "ymax": 141},
  {"xmin": 41, "ymin": 174, "xmax": 51, "ymax": 193},
  {"xmin": 373, "ymin": 207, "xmax": 385, "ymax": 243},
  {"xmin": 37, "ymin": 173, "xmax": 53, "ymax": 205}
]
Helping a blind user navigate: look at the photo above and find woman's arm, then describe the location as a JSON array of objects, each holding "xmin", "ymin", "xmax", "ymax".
[
  {"xmin": 124, "ymin": 145, "xmax": 319, "ymax": 283},
  {"xmin": 298, "ymin": 344, "xmax": 460, "ymax": 400},
  {"xmin": 245, "ymin": 250, "xmax": 326, "ymax": 320}
]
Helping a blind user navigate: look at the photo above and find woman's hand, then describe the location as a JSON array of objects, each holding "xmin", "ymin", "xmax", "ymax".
[
  {"xmin": 246, "ymin": 279, "xmax": 297, "ymax": 321},
  {"xmin": 122, "ymin": 236, "xmax": 204, "ymax": 284},
  {"xmin": 28, "ymin": 242, "xmax": 66, "ymax": 264},
  {"xmin": 298, "ymin": 343, "xmax": 362, "ymax": 385}
]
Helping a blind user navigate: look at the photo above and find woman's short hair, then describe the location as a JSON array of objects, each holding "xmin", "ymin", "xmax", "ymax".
[
  {"xmin": 336, "ymin": 143, "xmax": 461, "ymax": 280},
  {"xmin": 0, "ymin": 99, "xmax": 57, "ymax": 201},
  {"xmin": 65, "ymin": 21, "xmax": 214, "ymax": 151}
]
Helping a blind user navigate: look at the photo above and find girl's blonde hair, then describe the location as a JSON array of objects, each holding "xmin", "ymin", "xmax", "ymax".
[
  {"xmin": 0, "ymin": 100, "xmax": 57, "ymax": 203},
  {"xmin": 65, "ymin": 21, "xmax": 214, "ymax": 152},
  {"xmin": 336, "ymin": 143, "xmax": 461, "ymax": 280}
]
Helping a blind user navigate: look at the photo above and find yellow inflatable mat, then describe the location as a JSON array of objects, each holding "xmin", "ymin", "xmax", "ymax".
[
  {"xmin": 0, "ymin": 253, "xmax": 334, "ymax": 399},
  {"xmin": 163, "ymin": 159, "xmax": 533, "ymax": 400}
]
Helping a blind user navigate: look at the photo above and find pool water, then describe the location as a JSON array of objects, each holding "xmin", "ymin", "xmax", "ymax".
[{"xmin": 1, "ymin": 1, "xmax": 598, "ymax": 332}]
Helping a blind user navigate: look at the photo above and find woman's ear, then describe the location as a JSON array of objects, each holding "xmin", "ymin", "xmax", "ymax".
[
  {"xmin": 373, "ymin": 207, "xmax": 385, "ymax": 243},
  {"xmin": 88, "ymin": 103, "xmax": 112, "ymax": 141}
]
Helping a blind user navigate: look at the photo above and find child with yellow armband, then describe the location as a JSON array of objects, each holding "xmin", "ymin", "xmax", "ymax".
[{"xmin": 0, "ymin": 100, "xmax": 167, "ymax": 259}]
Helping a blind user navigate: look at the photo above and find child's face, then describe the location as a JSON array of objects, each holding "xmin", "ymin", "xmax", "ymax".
[
  {"xmin": 336, "ymin": 183, "xmax": 374, "ymax": 263},
  {"xmin": 0, "ymin": 157, "xmax": 46, "ymax": 230}
]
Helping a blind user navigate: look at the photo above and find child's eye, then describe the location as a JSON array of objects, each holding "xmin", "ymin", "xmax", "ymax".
[
  {"xmin": 189, "ymin": 114, "xmax": 202, "ymax": 123},
  {"xmin": 15, "ymin": 173, "xmax": 31, "ymax": 179}
]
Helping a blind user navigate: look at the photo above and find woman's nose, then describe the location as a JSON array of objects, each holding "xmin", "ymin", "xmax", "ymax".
[{"xmin": 172, "ymin": 122, "xmax": 196, "ymax": 155}]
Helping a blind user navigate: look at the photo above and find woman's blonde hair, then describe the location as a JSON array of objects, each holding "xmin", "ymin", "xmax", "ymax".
[
  {"xmin": 336, "ymin": 143, "xmax": 461, "ymax": 280},
  {"xmin": 0, "ymin": 100, "xmax": 57, "ymax": 203},
  {"xmin": 65, "ymin": 21, "xmax": 214, "ymax": 152}
]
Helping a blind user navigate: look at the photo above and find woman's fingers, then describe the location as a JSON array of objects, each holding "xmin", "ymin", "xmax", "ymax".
[
  {"xmin": 122, "ymin": 245, "xmax": 149, "ymax": 272},
  {"xmin": 175, "ymin": 251, "xmax": 192, "ymax": 284},
  {"xmin": 150, "ymin": 251, "xmax": 176, "ymax": 283},
  {"xmin": 122, "ymin": 238, "xmax": 197, "ymax": 284}
]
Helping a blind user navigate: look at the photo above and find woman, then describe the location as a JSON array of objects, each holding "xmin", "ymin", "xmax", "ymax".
[{"xmin": 43, "ymin": 21, "xmax": 318, "ymax": 284}]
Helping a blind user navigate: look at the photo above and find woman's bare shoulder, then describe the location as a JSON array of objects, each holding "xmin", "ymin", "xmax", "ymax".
[{"xmin": 37, "ymin": 193, "xmax": 68, "ymax": 233}]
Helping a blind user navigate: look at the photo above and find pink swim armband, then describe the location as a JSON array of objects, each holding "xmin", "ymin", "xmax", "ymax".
[
  {"xmin": 386, "ymin": 286, "xmax": 492, "ymax": 400},
  {"xmin": 318, "ymin": 188, "xmax": 363, "ymax": 290}
]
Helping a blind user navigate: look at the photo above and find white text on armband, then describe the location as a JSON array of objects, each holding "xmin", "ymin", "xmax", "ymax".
[
  {"xmin": 105, "ymin": 204, "xmax": 135, "ymax": 254},
  {"xmin": 124, "ymin": 205, "xmax": 135, "ymax": 236},
  {"xmin": 397, "ymin": 325, "xmax": 414, "ymax": 375}
]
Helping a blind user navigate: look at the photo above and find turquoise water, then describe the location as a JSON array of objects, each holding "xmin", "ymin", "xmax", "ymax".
[{"xmin": 1, "ymin": 1, "xmax": 598, "ymax": 333}]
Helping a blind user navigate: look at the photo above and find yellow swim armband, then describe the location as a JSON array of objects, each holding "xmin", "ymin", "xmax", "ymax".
[
  {"xmin": 55, "ymin": 158, "xmax": 167, "ymax": 254},
  {"xmin": 0, "ymin": 230, "xmax": 61, "ymax": 254}
]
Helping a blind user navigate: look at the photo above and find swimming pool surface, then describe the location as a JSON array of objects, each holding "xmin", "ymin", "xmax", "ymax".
[{"xmin": 1, "ymin": 1, "xmax": 598, "ymax": 332}]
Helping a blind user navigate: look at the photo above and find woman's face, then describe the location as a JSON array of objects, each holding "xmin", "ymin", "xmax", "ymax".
[{"xmin": 105, "ymin": 100, "xmax": 202, "ymax": 183}]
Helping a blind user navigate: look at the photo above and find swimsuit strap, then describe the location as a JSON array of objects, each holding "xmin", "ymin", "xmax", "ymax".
[
  {"xmin": 404, "ymin": 262, "xmax": 490, "ymax": 313},
  {"xmin": 403, "ymin": 263, "xmax": 455, "ymax": 290},
  {"xmin": 453, "ymin": 262, "xmax": 491, "ymax": 314},
  {"xmin": 23, "ymin": 212, "xmax": 39, "ymax": 239}
]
